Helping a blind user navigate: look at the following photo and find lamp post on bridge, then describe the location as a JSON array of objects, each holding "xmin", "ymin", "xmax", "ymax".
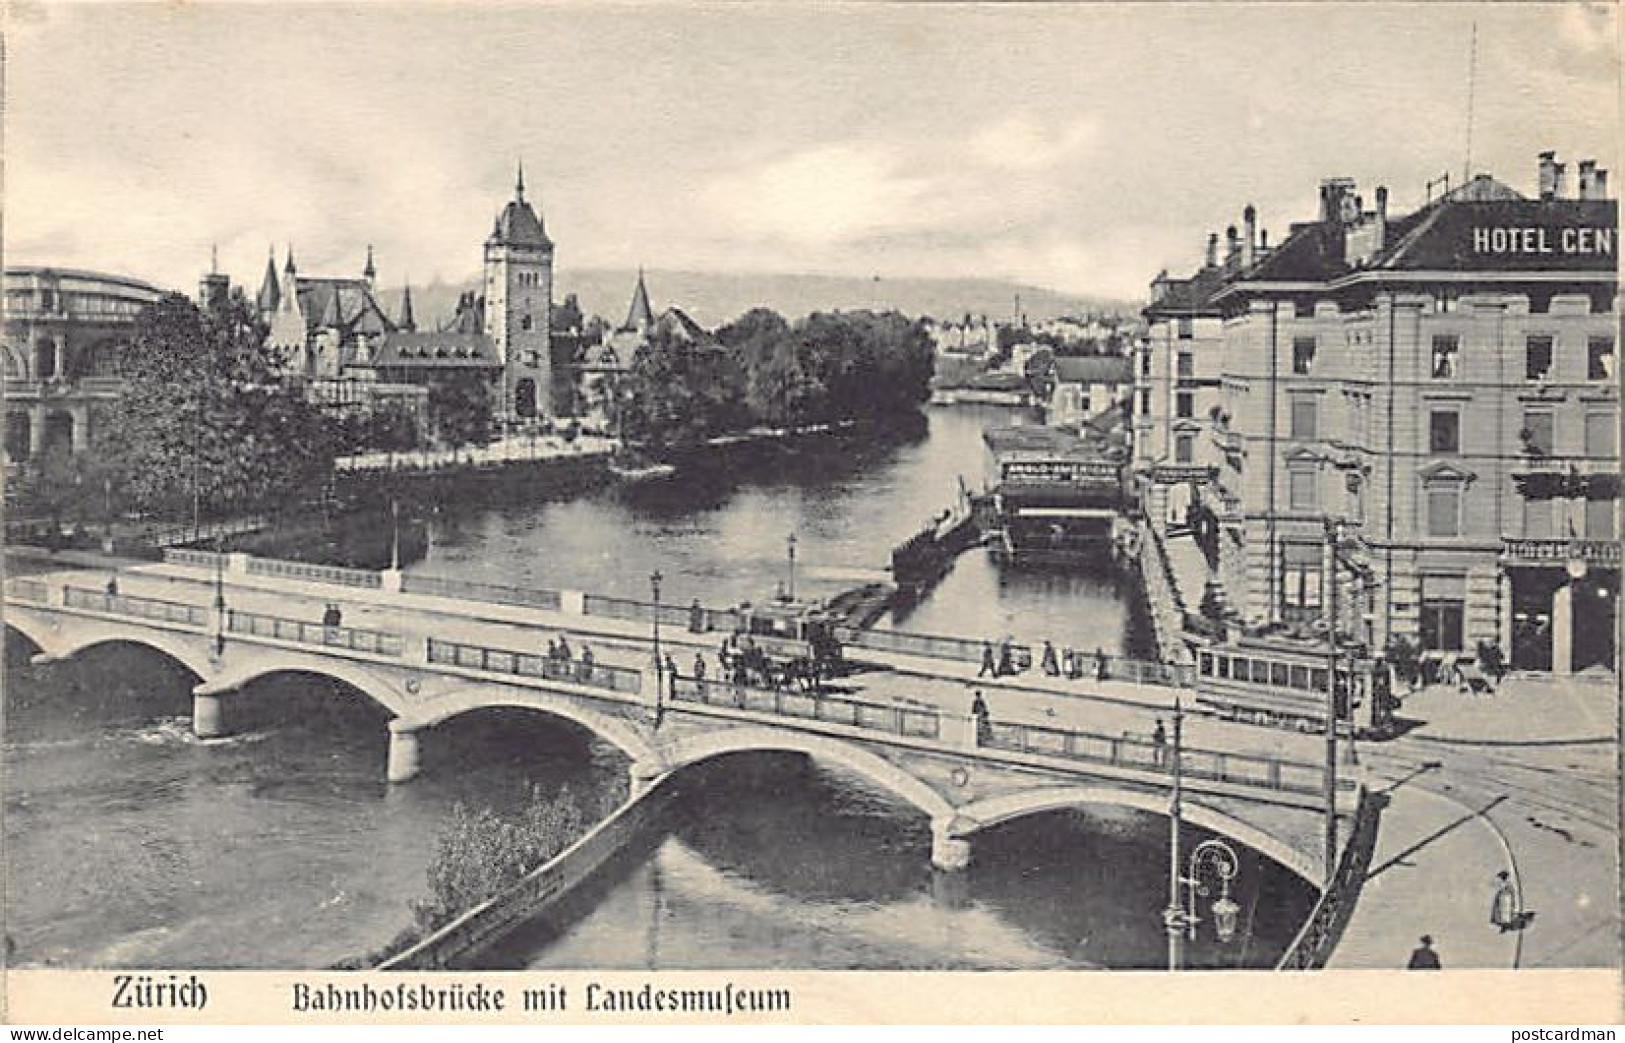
[
  {"xmin": 389, "ymin": 496, "xmax": 401, "ymax": 573},
  {"xmin": 1163, "ymin": 698, "xmax": 1185, "ymax": 971},
  {"xmin": 1162, "ymin": 700, "xmax": 1245, "ymax": 970},
  {"xmin": 650, "ymin": 569, "xmax": 664, "ymax": 725},
  {"xmin": 785, "ymin": 532, "xmax": 797, "ymax": 602},
  {"xmin": 213, "ymin": 530, "xmax": 227, "ymax": 658}
]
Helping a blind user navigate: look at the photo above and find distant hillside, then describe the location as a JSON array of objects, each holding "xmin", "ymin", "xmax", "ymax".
[{"xmin": 387, "ymin": 269, "xmax": 1137, "ymax": 333}]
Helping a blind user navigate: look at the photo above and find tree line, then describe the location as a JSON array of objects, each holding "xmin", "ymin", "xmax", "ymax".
[{"xmin": 617, "ymin": 307, "xmax": 934, "ymax": 451}]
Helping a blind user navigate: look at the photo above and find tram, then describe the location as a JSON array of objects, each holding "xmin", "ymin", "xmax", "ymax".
[
  {"xmin": 1193, "ymin": 633, "xmax": 1396, "ymax": 737},
  {"xmin": 722, "ymin": 599, "xmax": 845, "ymax": 689}
]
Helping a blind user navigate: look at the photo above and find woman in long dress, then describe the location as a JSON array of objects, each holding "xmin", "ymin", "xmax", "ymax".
[{"xmin": 1490, "ymin": 871, "xmax": 1520, "ymax": 932}]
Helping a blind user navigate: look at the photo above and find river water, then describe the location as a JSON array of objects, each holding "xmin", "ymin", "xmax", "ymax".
[{"xmin": 3, "ymin": 405, "xmax": 1315, "ymax": 970}]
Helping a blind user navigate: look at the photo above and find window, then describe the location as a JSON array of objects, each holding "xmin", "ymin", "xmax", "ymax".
[
  {"xmin": 1079, "ymin": 395, "xmax": 1092, "ymax": 415},
  {"xmin": 1176, "ymin": 392, "xmax": 1194, "ymax": 419},
  {"xmin": 1281, "ymin": 542, "xmax": 1322, "ymax": 621},
  {"xmin": 1290, "ymin": 395, "xmax": 1318, "ymax": 439},
  {"xmin": 1426, "ymin": 484, "xmax": 1462, "ymax": 537},
  {"xmin": 1523, "ymin": 497, "xmax": 1554, "ymax": 538},
  {"xmin": 1177, "ymin": 317, "xmax": 1193, "ymax": 340},
  {"xmin": 1589, "ymin": 337, "xmax": 1615, "ymax": 381},
  {"xmin": 1289, "ymin": 468, "xmax": 1318, "ymax": 511},
  {"xmin": 1419, "ymin": 575, "xmax": 1465, "ymax": 652},
  {"xmin": 1176, "ymin": 352, "xmax": 1193, "ymax": 378},
  {"xmin": 1522, "ymin": 410, "xmax": 1554, "ymax": 456},
  {"xmin": 1586, "ymin": 496, "xmax": 1617, "ymax": 540},
  {"xmin": 1428, "ymin": 410, "xmax": 1460, "ymax": 453},
  {"xmin": 1175, "ymin": 433, "xmax": 1194, "ymax": 464},
  {"xmin": 1585, "ymin": 411, "xmax": 1617, "ymax": 457},
  {"xmin": 1435, "ymin": 291, "xmax": 1457, "ymax": 314},
  {"xmin": 1138, "ymin": 389, "xmax": 1151, "ymax": 415},
  {"xmin": 1141, "ymin": 351, "xmax": 1152, "ymax": 377},
  {"xmin": 1431, "ymin": 334, "xmax": 1460, "ymax": 378},
  {"xmin": 521, "ymin": 314, "xmax": 532, "ymax": 331},
  {"xmin": 1292, "ymin": 337, "xmax": 1316, "ymax": 375},
  {"xmin": 1526, "ymin": 335, "xmax": 1554, "ymax": 380},
  {"xmin": 1294, "ymin": 300, "xmax": 1316, "ymax": 319}
]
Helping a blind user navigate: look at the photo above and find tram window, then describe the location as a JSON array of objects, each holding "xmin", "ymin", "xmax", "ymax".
[
  {"xmin": 1231, "ymin": 657, "xmax": 1249, "ymax": 682},
  {"xmin": 1200, "ymin": 653, "xmax": 1213, "ymax": 676},
  {"xmin": 1216, "ymin": 656, "xmax": 1230, "ymax": 679},
  {"xmin": 1311, "ymin": 668, "xmax": 1329, "ymax": 691},
  {"xmin": 1271, "ymin": 662, "xmax": 1290, "ymax": 687},
  {"xmin": 1290, "ymin": 665, "xmax": 1311, "ymax": 689}
]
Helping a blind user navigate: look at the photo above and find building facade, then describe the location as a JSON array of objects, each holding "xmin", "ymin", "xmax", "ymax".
[
  {"xmin": 1197, "ymin": 156, "xmax": 1617, "ymax": 676},
  {"xmin": 3, "ymin": 267, "xmax": 167, "ymax": 461}
]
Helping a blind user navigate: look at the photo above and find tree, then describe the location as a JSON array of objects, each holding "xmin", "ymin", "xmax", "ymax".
[
  {"xmin": 93, "ymin": 292, "xmax": 335, "ymax": 520},
  {"xmin": 427, "ymin": 372, "xmax": 495, "ymax": 450}
]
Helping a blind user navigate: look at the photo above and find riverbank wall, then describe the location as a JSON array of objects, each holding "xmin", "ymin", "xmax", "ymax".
[
  {"xmin": 1132, "ymin": 519, "xmax": 1194, "ymax": 666},
  {"xmin": 375, "ymin": 777, "xmax": 679, "ymax": 971}
]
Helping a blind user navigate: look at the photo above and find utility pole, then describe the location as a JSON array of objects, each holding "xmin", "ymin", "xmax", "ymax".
[
  {"xmin": 1164, "ymin": 699, "xmax": 1185, "ymax": 971},
  {"xmin": 1322, "ymin": 519, "xmax": 1339, "ymax": 885}
]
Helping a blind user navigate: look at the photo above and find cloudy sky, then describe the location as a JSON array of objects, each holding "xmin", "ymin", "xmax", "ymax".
[{"xmin": 5, "ymin": 2, "xmax": 1616, "ymax": 303}]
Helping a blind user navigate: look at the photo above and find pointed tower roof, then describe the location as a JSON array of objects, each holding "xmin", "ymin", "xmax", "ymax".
[
  {"xmin": 257, "ymin": 246, "xmax": 282, "ymax": 312},
  {"xmin": 284, "ymin": 246, "xmax": 298, "ymax": 275},
  {"xmin": 363, "ymin": 244, "xmax": 377, "ymax": 281},
  {"xmin": 487, "ymin": 164, "xmax": 553, "ymax": 250},
  {"xmin": 398, "ymin": 283, "xmax": 417, "ymax": 332},
  {"xmin": 624, "ymin": 268, "xmax": 654, "ymax": 331}
]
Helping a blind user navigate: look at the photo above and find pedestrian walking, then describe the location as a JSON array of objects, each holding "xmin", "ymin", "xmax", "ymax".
[
  {"xmin": 997, "ymin": 640, "xmax": 1014, "ymax": 678},
  {"xmin": 547, "ymin": 638, "xmax": 560, "ymax": 661},
  {"xmin": 322, "ymin": 603, "xmax": 342, "ymax": 628},
  {"xmin": 558, "ymin": 635, "xmax": 573, "ymax": 662},
  {"xmin": 1152, "ymin": 718, "xmax": 1167, "ymax": 765},
  {"xmin": 979, "ymin": 640, "xmax": 996, "ymax": 678},
  {"xmin": 1406, "ymin": 935, "xmax": 1442, "ymax": 969},
  {"xmin": 693, "ymin": 653, "xmax": 708, "ymax": 682},
  {"xmin": 689, "ymin": 598, "xmax": 705, "ymax": 633},
  {"xmin": 1490, "ymin": 871, "xmax": 1521, "ymax": 932},
  {"xmin": 106, "ymin": 576, "xmax": 119, "ymax": 597},
  {"xmin": 1065, "ymin": 647, "xmax": 1082, "ymax": 679},
  {"xmin": 665, "ymin": 654, "xmax": 678, "ymax": 685},
  {"xmin": 1094, "ymin": 647, "xmax": 1109, "ymax": 681},
  {"xmin": 1041, "ymin": 640, "xmax": 1060, "ymax": 676}
]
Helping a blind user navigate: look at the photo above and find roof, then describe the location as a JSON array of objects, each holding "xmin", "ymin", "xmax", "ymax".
[
  {"xmin": 295, "ymin": 277, "xmax": 394, "ymax": 336},
  {"xmin": 257, "ymin": 253, "xmax": 281, "ymax": 312},
  {"xmin": 982, "ymin": 424, "xmax": 1103, "ymax": 459},
  {"xmin": 371, "ymin": 331, "xmax": 500, "ymax": 368},
  {"xmin": 487, "ymin": 180, "xmax": 552, "ymax": 250},
  {"xmin": 652, "ymin": 307, "xmax": 711, "ymax": 344},
  {"xmin": 623, "ymin": 271, "xmax": 655, "ymax": 330},
  {"xmin": 1052, "ymin": 355, "xmax": 1132, "ymax": 385},
  {"xmin": 1144, "ymin": 264, "xmax": 1233, "ymax": 317}
]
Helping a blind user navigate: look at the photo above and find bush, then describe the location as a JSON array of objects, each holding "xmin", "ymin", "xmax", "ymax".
[
  {"xmin": 1476, "ymin": 638, "xmax": 1506, "ymax": 679},
  {"xmin": 1384, "ymin": 634, "xmax": 1421, "ymax": 689}
]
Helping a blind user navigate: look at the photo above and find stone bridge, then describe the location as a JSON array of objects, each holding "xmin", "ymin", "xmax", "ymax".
[{"xmin": 3, "ymin": 559, "xmax": 1353, "ymax": 883}]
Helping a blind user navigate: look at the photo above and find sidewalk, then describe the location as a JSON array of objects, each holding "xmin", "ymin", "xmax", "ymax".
[
  {"xmin": 1329, "ymin": 780, "xmax": 1521, "ymax": 970},
  {"xmin": 1393, "ymin": 674, "xmax": 1619, "ymax": 745}
]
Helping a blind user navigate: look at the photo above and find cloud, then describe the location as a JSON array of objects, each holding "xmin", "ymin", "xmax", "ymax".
[
  {"xmin": 968, "ymin": 114, "xmax": 1101, "ymax": 172},
  {"xmin": 702, "ymin": 144, "xmax": 938, "ymax": 249}
]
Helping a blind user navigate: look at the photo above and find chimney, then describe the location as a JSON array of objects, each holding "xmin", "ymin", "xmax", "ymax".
[
  {"xmin": 1554, "ymin": 161, "xmax": 1569, "ymax": 200},
  {"xmin": 1225, "ymin": 224, "xmax": 1239, "ymax": 263},
  {"xmin": 1259, "ymin": 228, "xmax": 1270, "ymax": 251},
  {"xmin": 1595, "ymin": 168, "xmax": 1610, "ymax": 199},
  {"xmin": 1538, "ymin": 151, "xmax": 1558, "ymax": 200},
  {"xmin": 1578, "ymin": 159, "xmax": 1597, "ymax": 199},
  {"xmin": 1374, "ymin": 185, "xmax": 1389, "ymax": 245},
  {"xmin": 1242, "ymin": 204, "xmax": 1257, "ymax": 266},
  {"xmin": 1205, "ymin": 232, "xmax": 1218, "ymax": 268}
]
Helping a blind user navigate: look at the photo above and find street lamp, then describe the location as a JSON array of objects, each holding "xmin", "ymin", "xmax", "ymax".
[
  {"xmin": 786, "ymin": 532, "xmax": 797, "ymax": 602},
  {"xmin": 650, "ymin": 569, "xmax": 664, "ymax": 722},
  {"xmin": 1163, "ymin": 698, "xmax": 1186, "ymax": 971},
  {"xmin": 1175, "ymin": 840, "xmax": 1243, "ymax": 943},
  {"xmin": 389, "ymin": 496, "xmax": 401, "ymax": 573},
  {"xmin": 213, "ymin": 531, "xmax": 227, "ymax": 657}
]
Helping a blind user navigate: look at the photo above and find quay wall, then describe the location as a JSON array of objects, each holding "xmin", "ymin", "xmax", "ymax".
[
  {"xmin": 1133, "ymin": 519, "xmax": 1193, "ymax": 666},
  {"xmin": 376, "ymin": 778, "xmax": 678, "ymax": 971}
]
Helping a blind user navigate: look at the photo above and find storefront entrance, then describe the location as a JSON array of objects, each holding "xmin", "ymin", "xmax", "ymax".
[
  {"xmin": 1510, "ymin": 569, "xmax": 1562, "ymax": 672},
  {"xmin": 1571, "ymin": 569, "xmax": 1618, "ymax": 673}
]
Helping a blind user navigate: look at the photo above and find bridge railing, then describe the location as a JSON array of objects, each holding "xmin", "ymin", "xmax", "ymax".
[
  {"xmin": 834, "ymin": 625, "xmax": 1192, "ymax": 687},
  {"xmin": 982, "ymin": 719, "xmax": 1334, "ymax": 797},
  {"xmin": 1276, "ymin": 786, "xmax": 1386, "ymax": 970},
  {"xmin": 426, "ymin": 638, "xmax": 643, "ymax": 695},
  {"xmin": 402, "ymin": 575, "xmax": 563, "ymax": 612},
  {"xmin": 227, "ymin": 609, "xmax": 404, "ymax": 655},
  {"xmin": 62, "ymin": 585, "xmax": 209, "ymax": 627},
  {"xmin": 163, "ymin": 548, "xmax": 225, "ymax": 569},
  {"xmin": 669, "ymin": 676, "xmax": 941, "ymax": 739},
  {"xmin": 5, "ymin": 578, "xmax": 49, "ymax": 602},
  {"xmin": 245, "ymin": 558, "xmax": 381, "ymax": 589},
  {"xmin": 581, "ymin": 593, "xmax": 694, "ymax": 628}
]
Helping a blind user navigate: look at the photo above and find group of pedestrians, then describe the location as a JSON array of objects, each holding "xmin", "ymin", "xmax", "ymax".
[
  {"xmin": 1406, "ymin": 871, "xmax": 1527, "ymax": 969},
  {"xmin": 543, "ymin": 634, "xmax": 601, "ymax": 682},
  {"xmin": 978, "ymin": 638, "xmax": 1111, "ymax": 681}
]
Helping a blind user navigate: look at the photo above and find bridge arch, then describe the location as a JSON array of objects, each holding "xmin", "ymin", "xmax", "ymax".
[
  {"xmin": 655, "ymin": 726, "xmax": 955, "ymax": 823},
  {"xmin": 15, "ymin": 617, "xmax": 213, "ymax": 680},
  {"xmin": 413, "ymin": 691, "xmax": 657, "ymax": 766},
  {"xmin": 198, "ymin": 656, "xmax": 408, "ymax": 719},
  {"xmin": 956, "ymin": 785, "xmax": 1321, "ymax": 886}
]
